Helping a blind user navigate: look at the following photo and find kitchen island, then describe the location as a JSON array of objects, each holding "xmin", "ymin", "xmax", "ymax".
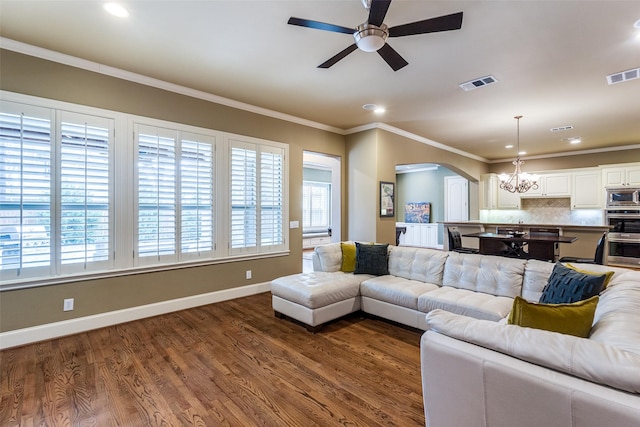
[{"xmin": 442, "ymin": 222, "xmax": 611, "ymax": 261}]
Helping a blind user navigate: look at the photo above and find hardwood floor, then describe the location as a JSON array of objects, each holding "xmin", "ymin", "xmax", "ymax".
[{"xmin": 0, "ymin": 292, "xmax": 425, "ymax": 426}]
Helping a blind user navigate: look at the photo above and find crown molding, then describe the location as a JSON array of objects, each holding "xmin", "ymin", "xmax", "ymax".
[
  {"xmin": 0, "ymin": 37, "xmax": 345, "ymax": 135},
  {"xmin": 489, "ymin": 143, "xmax": 640, "ymax": 163}
]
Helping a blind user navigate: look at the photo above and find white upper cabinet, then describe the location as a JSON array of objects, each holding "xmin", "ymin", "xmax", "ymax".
[
  {"xmin": 521, "ymin": 173, "xmax": 571, "ymax": 197},
  {"xmin": 572, "ymin": 169, "xmax": 603, "ymax": 209},
  {"xmin": 601, "ymin": 164, "xmax": 640, "ymax": 187},
  {"xmin": 480, "ymin": 174, "xmax": 498, "ymax": 209}
]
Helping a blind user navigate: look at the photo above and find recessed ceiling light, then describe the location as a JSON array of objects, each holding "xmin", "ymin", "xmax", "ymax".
[
  {"xmin": 518, "ymin": 151, "xmax": 526, "ymax": 156},
  {"xmin": 374, "ymin": 107, "xmax": 385, "ymax": 114},
  {"xmin": 362, "ymin": 103, "xmax": 377, "ymax": 110},
  {"xmin": 505, "ymin": 145, "xmax": 514, "ymax": 149},
  {"xmin": 562, "ymin": 137, "xmax": 582, "ymax": 144},
  {"xmin": 634, "ymin": 19, "xmax": 640, "ymax": 29},
  {"xmin": 104, "ymin": 3, "xmax": 129, "ymax": 18}
]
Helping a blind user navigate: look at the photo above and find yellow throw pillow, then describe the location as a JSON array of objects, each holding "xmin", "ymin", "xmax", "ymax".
[
  {"xmin": 340, "ymin": 242, "xmax": 357, "ymax": 272},
  {"xmin": 507, "ymin": 295, "xmax": 599, "ymax": 338},
  {"xmin": 564, "ymin": 263, "xmax": 615, "ymax": 288}
]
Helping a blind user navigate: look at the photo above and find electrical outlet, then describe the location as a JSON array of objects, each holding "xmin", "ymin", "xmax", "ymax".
[
  {"xmin": 63, "ymin": 298, "xmax": 74, "ymax": 311},
  {"xmin": 246, "ymin": 270, "xmax": 252, "ymax": 280}
]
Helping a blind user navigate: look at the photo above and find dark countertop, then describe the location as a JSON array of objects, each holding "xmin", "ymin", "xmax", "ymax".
[{"xmin": 441, "ymin": 221, "xmax": 611, "ymax": 231}]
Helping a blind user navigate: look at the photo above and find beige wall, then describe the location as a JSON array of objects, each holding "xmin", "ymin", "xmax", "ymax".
[
  {"xmin": 345, "ymin": 128, "xmax": 490, "ymax": 246},
  {"xmin": 489, "ymin": 150, "xmax": 640, "ymax": 174},
  {"xmin": 0, "ymin": 50, "xmax": 346, "ymax": 332}
]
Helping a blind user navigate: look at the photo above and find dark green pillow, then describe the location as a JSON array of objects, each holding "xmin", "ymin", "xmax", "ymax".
[
  {"xmin": 508, "ymin": 295, "xmax": 598, "ymax": 338},
  {"xmin": 354, "ymin": 242, "xmax": 389, "ymax": 276},
  {"xmin": 539, "ymin": 262, "xmax": 607, "ymax": 304}
]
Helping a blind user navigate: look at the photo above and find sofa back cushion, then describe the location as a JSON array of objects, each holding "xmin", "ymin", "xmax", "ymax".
[
  {"xmin": 313, "ymin": 242, "xmax": 343, "ymax": 272},
  {"xmin": 443, "ymin": 252, "xmax": 525, "ymax": 298},
  {"xmin": 521, "ymin": 259, "xmax": 555, "ymax": 301},
  {"xmin": 388, "ymin": 246, "xmax": 449, "ymax": 285}
]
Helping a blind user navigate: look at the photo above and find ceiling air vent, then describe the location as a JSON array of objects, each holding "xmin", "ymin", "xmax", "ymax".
[
  {"xmin": 550, "ymin": 125, "xmax": 574, "ymax": 132},
  {"xmin": 607, "ymin": 67, "xmax": 640, "ymax": 85},
  {"xmin": 459, "ymin": 75, "xmax": 498, "ymax": 91}
]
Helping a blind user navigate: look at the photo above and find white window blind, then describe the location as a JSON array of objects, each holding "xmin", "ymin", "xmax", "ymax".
[
  {"xmin": 230, "ymin": 142, "xmax": 257, "ymax": 251},
  {"xmin": 180, "ymin": 134, "xmax": 214, "ymax": 257},
  {"xmin": 136, "ymin": 127, "xmax": 177, "ymax": 261},
  {"xmin": 229, "ymin": 139, "xmax": 285, "ymax": 254},
  {"xmin": 260, "ymin": 148, "xmax": 284, "ymax": 247},
  {"xmin": 59, "ymin": 113, "xmax": 112, "ymax": 272},
  {"xmin": 302, "ymin": 181, "xmax": 331, "ymax": 231},
  {"xmin": 0, "ymin": 105, "xmax": 53, "ymax": 278}
]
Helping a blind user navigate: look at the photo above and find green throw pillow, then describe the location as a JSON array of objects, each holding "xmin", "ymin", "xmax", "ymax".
[
  {"xmin": 340, "ymin": 242, "xmax": 356, "ymax": 272},
  {"xmin": 508, "ymin": 295, "xmax": 599, "ymax": 338}
]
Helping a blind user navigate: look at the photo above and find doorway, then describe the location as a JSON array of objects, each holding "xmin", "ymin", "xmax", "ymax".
[{"xmin": 302, "ymin": 152, "xmax": 341, "ymax": 271}]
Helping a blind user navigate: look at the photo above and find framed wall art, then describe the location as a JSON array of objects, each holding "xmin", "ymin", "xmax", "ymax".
[{"xmin": 380, "ymin": 181, "xmax": 395, "ymax": 217}]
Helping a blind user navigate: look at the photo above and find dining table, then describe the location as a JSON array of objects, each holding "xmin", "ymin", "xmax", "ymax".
[{"xmin": 462, "ymin": 232, "xmax": 578, "ymax": 262}]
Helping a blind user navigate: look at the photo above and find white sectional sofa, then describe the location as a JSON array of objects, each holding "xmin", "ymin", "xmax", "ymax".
[{"xmin": 271, "ymin": 242, "xmax": 640, "ymax": 426}]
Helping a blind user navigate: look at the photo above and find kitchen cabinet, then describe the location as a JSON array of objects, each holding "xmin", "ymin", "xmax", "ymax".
[
  {"xmin": 522, "ymin": 173, "xmax": 571, "ymax": 197},
  {"xmin": 480, "ymin": 173, "xmax": 520, "ymax": 209},
  {"xmin": 572, "ymin": 169, "xmax": 603, "ymax": 209},
  {"xmin": 397, "ymin": 223, "xmax": 438, "ymax": 248},
  {"xmin": 480, "ymin": 174, "xmax": 498, "ymax": 209},
  {"xmin": 601, "ymin": 164, "xmax": 640, "ymax": 187}
]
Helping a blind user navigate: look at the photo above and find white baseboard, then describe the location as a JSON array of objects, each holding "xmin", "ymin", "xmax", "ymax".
[{"xmin": 0, "ymin": 282, "xmax": 271, "ymax": 350}]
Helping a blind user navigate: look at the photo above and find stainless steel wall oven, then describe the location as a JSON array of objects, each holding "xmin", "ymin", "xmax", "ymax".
[{"xmin": 605, "ymin": 208, "xmax": 640, "ymax": 268}]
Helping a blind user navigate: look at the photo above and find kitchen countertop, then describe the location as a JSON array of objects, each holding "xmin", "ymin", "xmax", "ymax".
[{"xmin": 440, "ymin": 221, "xmax": 611, "ymax": 231}]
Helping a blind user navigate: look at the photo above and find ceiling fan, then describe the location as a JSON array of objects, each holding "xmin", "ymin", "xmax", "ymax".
[{"xmin": 287, "ymin": 0, "xmax": 463, "ymax": 71}]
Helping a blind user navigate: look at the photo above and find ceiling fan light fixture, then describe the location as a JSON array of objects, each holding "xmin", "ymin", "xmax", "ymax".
[{"xmin": 354, "ymin": 23, "xmax": 388, "ymax": 52}]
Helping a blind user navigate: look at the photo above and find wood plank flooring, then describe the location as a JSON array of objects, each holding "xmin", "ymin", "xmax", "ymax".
[{"xmin": 0, "ymin": 292, "xmax": 425, "ymax": 426}]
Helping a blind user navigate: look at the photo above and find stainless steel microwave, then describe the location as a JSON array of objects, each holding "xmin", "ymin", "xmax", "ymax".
[{"xmin": 606, "ymin": 187, "xmax": 640, "ymax": 208}]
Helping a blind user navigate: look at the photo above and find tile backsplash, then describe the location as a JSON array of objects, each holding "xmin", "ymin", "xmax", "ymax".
[{"xmin": 480, "ymin": 197, "xmax": 604, "ymax": 225}]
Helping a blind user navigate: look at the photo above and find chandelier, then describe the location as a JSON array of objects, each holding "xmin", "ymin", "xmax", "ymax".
[{"xmin": 499, "ymin": 115, "xmax": 539, "ymax": 193}]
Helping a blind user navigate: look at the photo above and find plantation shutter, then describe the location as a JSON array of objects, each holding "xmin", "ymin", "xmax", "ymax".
[
  {"xmin": 0, "ymin": 103, "xmax": 53, "ymax": 279},
  {"xmin": 260, "ymin": 147, "xmax": 284, "ymax": 248},
  {"xmin": 136, "ymin": 125, "xmax": 177, "ymax": 263},
  {"xmin": 59, "ymin": 112, "xmax": 112, "ymax": 272},
  {"xmin": 180, "ymin": 134, "xmax": 215, "ymax": 258},
  {"xmin": 229, "ymin": 141, "xmax": 257, "ymax": 253}
]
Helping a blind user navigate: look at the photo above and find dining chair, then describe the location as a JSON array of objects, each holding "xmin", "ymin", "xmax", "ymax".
[
  {"xmin": 559, "ymin": 232, "xmax": 607, "ymax": 265},
  {"xmin": 528, "ymin": 227, "xmax": 561, "ymax": 262},
  {"xmin": 447, "ymin": 228, "xmax": 479, "ymax": 254}
]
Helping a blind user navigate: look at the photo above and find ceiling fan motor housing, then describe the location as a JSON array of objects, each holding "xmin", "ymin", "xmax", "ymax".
[{"xmin": 354, "ymin": 23, "xmax": 389, "ymax": 52}]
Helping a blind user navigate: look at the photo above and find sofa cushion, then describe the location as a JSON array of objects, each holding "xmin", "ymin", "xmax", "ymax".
[
  {"xmin": 507, "ymin": 295, "xmax": 599, "ymax": 338},
  {"xmin": 340, "ymin": 242, "xmax": 356, "ymax": 272},
  {"xmin": 539, "ymin": 263, "xmax": 607, "ymax": 304},
  {"xmin": 522, "ymin": 259, "xmax": 555, "ymax": 302},
  {"xmin": 443, "ymin": 252, "xmax": 525, "ymax": 298},
  {"xmin": 590, "ymin": 270, "xmax": 640, "ymax": 355},
  {"xmin": 271, "ymin": 271, "xmax": 367, "ymax": 309},
  {"xmin": 354, "ymin": 242, "xmax": 389, "ymax": 276},
  {"xmin": 418, "ymin": 286, "xmax": 514, "ymax": 321},
  {"xmin": 314, "ymin": 243, "xmax": 343, "ymax": 272},
  {"xmin": 360, "ymin": 276, "xmax": 439, "ymax": 310},
  {"xmin": 388, "ymin": 246, "xmax": 448, "ymax": 285}
]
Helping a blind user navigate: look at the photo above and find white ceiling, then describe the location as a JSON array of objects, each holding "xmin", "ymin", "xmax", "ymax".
[{"xmin": 1, "ymin": 0, "xmax": 639, "ymax": 162}]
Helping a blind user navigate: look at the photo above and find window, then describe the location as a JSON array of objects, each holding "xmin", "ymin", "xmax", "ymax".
[
  {"xmin": 302, "ymin": 181, "xmax": 331, "ymax": 233},
  {"xmin": 0, "ymin": 102, "xmax": 113, "ymax": 280},
  {"xmin": 1, "ymin": 93, "xmax": 288, "ymax": 287},
  {"xmin": 230, "ymin": 139, "xmax": 286, "ymax": 254}
]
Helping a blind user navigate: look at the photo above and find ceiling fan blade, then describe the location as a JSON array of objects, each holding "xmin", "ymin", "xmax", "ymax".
[
  {"xmin": 318, "ymin": 44, "xmax": 359, "ymax": 68},
  {"xmin": 288, "ymin": 17, "xmax": 354, "ymax": 34},
  {"xmin": 377, "ymin": 43, "xmax": 408, "ymax": 71},
  {"xmin": 388, "ymin": 11, "xmax": 463, "ymax": 37},
  {"xmin": 368, "ymin": 0, "xmax": 392, "ymax": 27}
]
